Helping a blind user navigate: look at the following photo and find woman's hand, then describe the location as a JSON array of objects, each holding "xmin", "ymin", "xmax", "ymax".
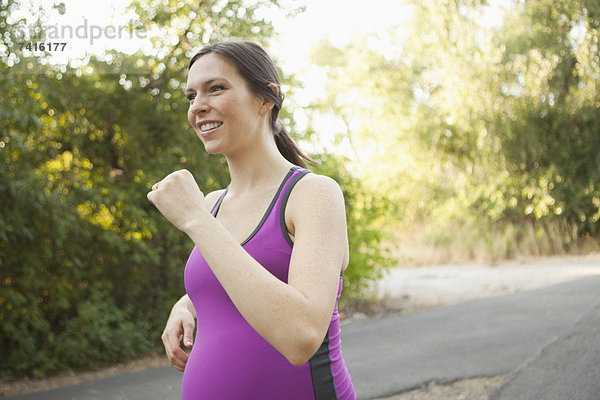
[
  {"xmin": 147, "ymin": 169, "xmax": 208, "ymax": 233},
  {"xmin": 161, "ymin": 298, "xmax": 196, "ymax": 372}
]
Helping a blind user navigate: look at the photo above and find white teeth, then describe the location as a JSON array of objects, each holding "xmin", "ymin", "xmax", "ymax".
[{"xmin": 200, "ymin": 122, "xmax": 222, "ymax": 132}]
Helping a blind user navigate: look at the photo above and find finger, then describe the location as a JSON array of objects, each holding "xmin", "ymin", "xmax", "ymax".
[
  {"xmin": 162, "ymin": 331, "xmax": 181, "ymax": 362},
  {"xmin": 172, "ymin": 346, "xmax": 190, "ymax": 362},
  {"xmin": 170, "ymin": 347, "xmax": 189, "ymax": 370},
  {"xmin": 170, "ymin": 355, "xmax": 186, "ymax": 371},
  {"xmin": 171, "ymin": 362, "xmax": 184, "ymax": 372},
  {"xmin": 164, "ymin": 343, "xmax": 188, "ymax": 371},
  {"xmin": 169, "ymin": 355, "xmax": 185, "ymax": 372},
  {"xmin": 182, "ymin": 321, "xmax": 195, "ymax": 348}
]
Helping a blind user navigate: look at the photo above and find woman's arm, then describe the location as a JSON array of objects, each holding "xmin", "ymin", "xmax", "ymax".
[{"xmin": 148, "ymin": 170, "xmax": 349, "ymax": 366}]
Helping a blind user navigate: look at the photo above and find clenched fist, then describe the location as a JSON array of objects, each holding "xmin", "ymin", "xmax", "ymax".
[{"xmin": 147, "ymin": 169, "xmax": 209, "ymax": 233}]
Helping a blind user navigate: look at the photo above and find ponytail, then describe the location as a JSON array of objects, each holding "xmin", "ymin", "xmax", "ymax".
[{"xmin": 273, "ymin": 120, "xmax": 319, "ymax": 168}]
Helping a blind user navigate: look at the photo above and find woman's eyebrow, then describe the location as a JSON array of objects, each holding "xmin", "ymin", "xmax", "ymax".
[{"xmin": 185, "ymin": 77, "xmax": 226, "ymax": 94}]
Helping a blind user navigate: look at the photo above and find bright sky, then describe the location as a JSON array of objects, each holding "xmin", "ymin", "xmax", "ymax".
[
  {"xmin": 267, "ymin": 0, "xmax": 410, "ymax": 106},
  {"xmin": 268, "ymin": 0, "xmax": 410, "ymax": 71}
]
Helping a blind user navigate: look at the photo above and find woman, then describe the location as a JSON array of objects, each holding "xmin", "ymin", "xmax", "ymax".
[{"xmin": 147, "ymin": 40, "xmax": 356, "ymax": 399}]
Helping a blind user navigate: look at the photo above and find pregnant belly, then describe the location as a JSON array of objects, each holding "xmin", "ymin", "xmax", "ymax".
[{"xmin": 181, "ymin": 325, "xmax": 315, "ymax": 400}]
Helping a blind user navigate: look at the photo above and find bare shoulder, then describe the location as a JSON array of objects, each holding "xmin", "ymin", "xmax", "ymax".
[
  {"xmin": 286, "ymin": 171, "xmax": 349, "ymax": 271},
  {"xmin": 286, "ymin": 172, "xmax": 345, "ymax": 219}
]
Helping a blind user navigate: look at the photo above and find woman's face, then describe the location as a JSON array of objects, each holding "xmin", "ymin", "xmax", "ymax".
[{"xmin": 185, "ymin": 53, "xmax": 269, "ymax": 156}]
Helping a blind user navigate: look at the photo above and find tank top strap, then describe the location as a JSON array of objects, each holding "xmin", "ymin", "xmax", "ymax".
[{"xmin": 210, "ymin": 185, "xmax": 229, "ymax": 216}]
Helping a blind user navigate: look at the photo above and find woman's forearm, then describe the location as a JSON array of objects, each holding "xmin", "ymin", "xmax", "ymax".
[
  {"xmin": 184, "ymin": 216, "xmax": 324, "ymax": 366},
  {"xmin": 174, "ymin": 294, "xmax": 196, "ymax": 319}
]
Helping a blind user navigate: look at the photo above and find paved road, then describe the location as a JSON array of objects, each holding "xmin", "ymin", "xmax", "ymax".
[
  {"xmin": 7, "ymin": 275, "xmax": 600, "ymax": 400},
  {"xmin": 344, "ymin": 275, "xmax": 600, "ymax": 399},
  {"xmin": 491, "ymin": 301, "xmax": 600, "ymax": 400}
]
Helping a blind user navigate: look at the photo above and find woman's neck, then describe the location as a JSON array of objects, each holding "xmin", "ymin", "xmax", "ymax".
[{"xmin": 224, "ymin": 138, "xmax": 295, "ymax": 197}]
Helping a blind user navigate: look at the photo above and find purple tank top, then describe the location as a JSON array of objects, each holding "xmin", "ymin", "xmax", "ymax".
[{"xmin": 182, "ymin": 166, "xmax": 356, "ymax": 399}]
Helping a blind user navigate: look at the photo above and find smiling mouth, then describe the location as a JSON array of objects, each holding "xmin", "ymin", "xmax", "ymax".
[{"xmin": 199, "ymin": 121, "xmax": 223, "ymax": 132}]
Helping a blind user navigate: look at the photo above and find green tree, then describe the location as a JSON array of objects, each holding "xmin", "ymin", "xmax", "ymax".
[{"xmin": 307, "ymin": 0, "xmax": 599, "ymax": 262}]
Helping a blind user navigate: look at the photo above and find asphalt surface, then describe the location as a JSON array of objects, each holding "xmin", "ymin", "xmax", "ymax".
[
  {"xmin": 344, "ymin": 275, "xmax": 600, "ymax": 399},
  {"xmin": 491, "ymin": 301, "xmax": 600, "ymax": 400},
  {"xmin": 6, "ymin": 275, "xmax": 600, "ymax": 400}
]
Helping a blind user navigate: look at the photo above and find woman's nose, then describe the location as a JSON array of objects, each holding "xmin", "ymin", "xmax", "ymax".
[{"xmin": 190, "ymin": 96, "xmax": 210, "ymax": 114}]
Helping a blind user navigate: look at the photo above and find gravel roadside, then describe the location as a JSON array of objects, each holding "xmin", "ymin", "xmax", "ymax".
[{"xmin": 374, "ymin": 376, "xmax": 509, "ymax": 400}]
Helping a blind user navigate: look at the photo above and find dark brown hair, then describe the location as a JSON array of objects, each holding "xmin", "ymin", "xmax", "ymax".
[{"xmin": 188, "ymin": 40, "xmax": 317, "ymax": 168}]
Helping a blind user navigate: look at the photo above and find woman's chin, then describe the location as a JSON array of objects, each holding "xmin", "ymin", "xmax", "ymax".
[{"xmin": 201, "ymin": 141, "xmax": 224, "ymax": 155}]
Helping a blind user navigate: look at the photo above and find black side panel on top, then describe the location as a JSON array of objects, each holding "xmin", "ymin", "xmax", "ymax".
[{"xmin": 309, "ymin": 329, "xmax": 338, "ymax": 400}]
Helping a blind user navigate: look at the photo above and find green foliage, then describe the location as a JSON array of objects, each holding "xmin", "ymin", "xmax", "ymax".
[
  {"xmin": 53, "ymin": 286, "xmax": 152, "ymax": 370},
  {"xmin": 0, "ymin": 0, "xmax": 387, "ymax": 379}
]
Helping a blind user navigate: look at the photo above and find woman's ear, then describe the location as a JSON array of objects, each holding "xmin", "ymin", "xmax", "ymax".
[
  {"xmin": 260, "ymin": 83, "xmax": 279, "ymax": 114},
  {"xmin": 267, "ymin": 83, "xmax": 279, "ymax": 98}
]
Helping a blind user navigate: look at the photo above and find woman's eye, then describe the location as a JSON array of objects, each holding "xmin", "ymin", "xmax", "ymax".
[
  {"xmin": 211, "ymin": 85, "xmax": 224, "ymax": 93},
  {"xmin": 187, "ymin": 94, "xmax": 196, "ymax": 102}
]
